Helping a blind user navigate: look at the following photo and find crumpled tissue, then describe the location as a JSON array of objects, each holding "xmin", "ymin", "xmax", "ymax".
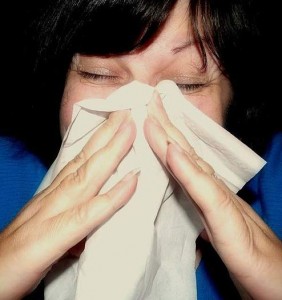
[{"xmin": 37, "ymin": 80, "xmax": 266, "ymax": 300}]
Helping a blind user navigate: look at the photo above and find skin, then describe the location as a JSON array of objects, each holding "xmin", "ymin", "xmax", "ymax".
[
  {"xmin": 60, "ymin": 0, "xmax": 232, "ymax": 134},
  {"xmin": 0, "ymin": 0, "xmax": 281, "ymax": 299},
  {"xmin": 144, "ymin": 94, "xmax": 282, "ymax": 299}
]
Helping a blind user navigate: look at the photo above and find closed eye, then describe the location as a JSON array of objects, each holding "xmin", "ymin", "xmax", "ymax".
[
  {"xmin": 176, "ymin": 83, "xmax": 205, "ymax": 94},
  {"xmin": 78, "ymin": 71, "xmax": 118, "ymax": 82}
]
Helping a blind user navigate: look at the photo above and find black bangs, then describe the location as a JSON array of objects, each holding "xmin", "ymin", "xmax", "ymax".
[
  {"xmin": 73, "ymin": 0, "xmax": 178, "ymax": 55},
  {"xmin": 37, "ymin": 0, "xmax": 177, "ymax": 59}
]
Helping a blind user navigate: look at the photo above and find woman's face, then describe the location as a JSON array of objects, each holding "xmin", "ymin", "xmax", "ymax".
[{"xmin": 60, "ymin": 0, "xmax": 232, "ymax": 136}]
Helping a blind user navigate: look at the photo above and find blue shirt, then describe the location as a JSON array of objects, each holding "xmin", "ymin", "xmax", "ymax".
[
  {"xmin": 0, "ymin": 137, "xmax": 47, "ymax": 231},
  {"xmin": 1, "ymin": 133, "xmax": 281, "ymax": 299}
]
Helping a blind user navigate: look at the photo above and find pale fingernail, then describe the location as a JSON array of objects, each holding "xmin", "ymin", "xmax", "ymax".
[{"xmin": 121, "ymin": 168, "xmax": 141, "ymax": 182}]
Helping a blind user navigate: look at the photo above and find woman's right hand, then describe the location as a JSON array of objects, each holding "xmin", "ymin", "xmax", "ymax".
[{"xmin": 0, "ymin": 110, "xmax": 137, "ymax": 300}]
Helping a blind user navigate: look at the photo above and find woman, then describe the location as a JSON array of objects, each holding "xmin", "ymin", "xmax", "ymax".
[{"xmin": 0, "ymin": 0, "xmax": 281, "ymax": 299}]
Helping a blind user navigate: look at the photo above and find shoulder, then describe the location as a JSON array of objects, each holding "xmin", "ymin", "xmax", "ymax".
[
  {"xmin": 263, "ymin": 132, "xmax": 282, "ymax": 171},
  {"xmin": 256, "ymin": 132, "xmax": 282, "ymax": 189},
  {"xmin": 256, "ymin": 132, "xmax": 282, "ymax": 192},
  {"xmin": 0, "ymin": 136, "xmax": 47, "ymax": 230},
  {"xmin": 0, "ymin": 136, "xmax": 47, "ymax": 179}
]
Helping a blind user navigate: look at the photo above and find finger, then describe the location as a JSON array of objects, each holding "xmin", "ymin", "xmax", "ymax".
[
  {"xmin": 165, "ymin": 141, "xmax": 251, "ymax": 245},
  {"xmin": 166, "ymin": 141, "xmax": 267, "ymax": 237},
  {"xmin": 143, "ymin": 116, "xmax": 169, "ymax": 164},
  {"xmin": 51, "ymin": 110, "xmax": 131, "ymax": 189},
  {"xmin": 163, "ymin": 134, "xmax": 282, "ymax": 300},
  {"xmin": 144, "ymin": 115, "xmax": 212, "ymax": 174},
  {"xmin": 144, "ymin": 120, "xmax": 221, "ymax": 238},
  {"xmin": 6, "ymin": 114, "xmax": 136, "ymax": 233},
  {"xmin": 4, "ymin": 111, "xmax": 131, "ymax": 232},
  {"xmin": 0, "ymin": 170, "xmax": 139, "ymax": 299},
  {"xmin": 235, "ymin": 196, "xmax": 281, "ymax": 241},
  {"xmin": 145, "ymin": 102, "xmax": 217, "ymax": 174},
  {"xmin": 25, "ymin": 170, "xmax": 139, "ymax": 271},
  {"xmin": 166, "ymin": 141, "xmax": 233, "ymax": 216},
  {"xmin": 37, "ymin": 118, "xmax": 137, "ymax": 217},
  {"xmin": 147, "ymin": 92, "xmax": 195, "ymax": 153}
]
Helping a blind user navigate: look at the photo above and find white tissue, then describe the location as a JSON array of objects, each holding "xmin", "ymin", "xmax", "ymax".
[{"xmin": 39, "ymin": 80, "xmax": 266, "ymax": 300}]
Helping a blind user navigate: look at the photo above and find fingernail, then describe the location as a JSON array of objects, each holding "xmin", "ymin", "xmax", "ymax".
[{"xmin": 121, "ymin": 168, "xmax": 141, "ymax": 182}]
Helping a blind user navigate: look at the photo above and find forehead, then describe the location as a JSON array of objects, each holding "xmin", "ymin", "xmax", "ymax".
[
  {"xmin": 139, "ymin": 0, "xmax": 192, "ymax": 51},
  {"xmin": 122, "ymin": 0, "xmax": 209, "ymax": 72},
  {"xmin": 73, "ymin": 0, "xmax": 204, "ymax": 68},
  {"xmin": 72, "ymin": 0, "xmax": 218, "ymax": 79}
]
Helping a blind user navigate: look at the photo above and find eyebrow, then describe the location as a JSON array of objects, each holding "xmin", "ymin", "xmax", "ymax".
[{"xmin": 171, "ymin": 40, "xmax": 195, "ymax": 54}]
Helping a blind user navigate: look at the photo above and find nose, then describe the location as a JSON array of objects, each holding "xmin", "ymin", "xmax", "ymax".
[
  {"xmin": 121, "ymin": 45, "xmax": 172, "ymax": 87},
  {"xmin": 128, "ymin": 61, "xmax": 159, "ymax": 87}
]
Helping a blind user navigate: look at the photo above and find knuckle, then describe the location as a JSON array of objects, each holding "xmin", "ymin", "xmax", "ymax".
[
  {"xmin": 73, "ymin": 149, "xmax": 87, "ymax": 164},
  {"xmin": 64, "ymin": 149, "xmax": 87, "ymax": 172},
  {"xmin": 101, "ymin": 193, "xmax": 117, "ymax": 214},
  {"xmin": 60, "ymin": 167, "xmax": 88, "ymax": 191},
  {"xmin": 71, "ymin": 167, "xmax": 87, "ymax": 186},
  {"xmin": 217, "ymin": 190, "xmax": 235, "ymax": 212},
  {"xmin": 74, "ymin": 204, "xmax": 89, "ymax": 224}
]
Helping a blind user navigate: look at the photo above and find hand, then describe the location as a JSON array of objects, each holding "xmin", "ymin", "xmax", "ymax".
[
  {"xmin": 0, "ymin": 111, "xmax": 138, "ymax": 300},
  {"xmin": 144, "ymin": 93, "xmax": 282, "ymax": 300}
]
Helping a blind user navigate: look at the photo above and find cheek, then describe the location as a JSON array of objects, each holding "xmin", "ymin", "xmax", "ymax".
[
  {"xmin": 59, "ymin": 73, "xmax": 118, "ymax": 136},
  {"xmin": 194, "ymin": 97, "xmax": 227, "ymax": 125},
  {"xmin": 59, "ymin": 81, "xmax": 79, "ymax": 137},
  {"xmin": 59, "ymin": 100, "xmax": 73, "ymax": 137},
  {"xmin": 188, "ymin": 80, "xmax": 232, "ymax": 126}
]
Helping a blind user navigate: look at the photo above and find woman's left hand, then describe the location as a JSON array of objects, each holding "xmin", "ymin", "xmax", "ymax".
[{"xmin": 144, "ymin": 93, "xmax": 282, "ymax": 300}]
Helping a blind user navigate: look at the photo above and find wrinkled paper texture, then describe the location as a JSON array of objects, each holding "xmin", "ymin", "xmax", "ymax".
[{"xmin": 38, "ymin": 80, "xmax": 266, "ymax": 300}]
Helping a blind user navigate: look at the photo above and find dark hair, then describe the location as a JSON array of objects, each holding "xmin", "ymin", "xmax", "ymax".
[
  {"xmin": 188, "ymin": 0, "xmax": 281, "ymax": 156},
  {"xmin": 1, "ymin": 0, "xmax": 280, "ymax": 166}
]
